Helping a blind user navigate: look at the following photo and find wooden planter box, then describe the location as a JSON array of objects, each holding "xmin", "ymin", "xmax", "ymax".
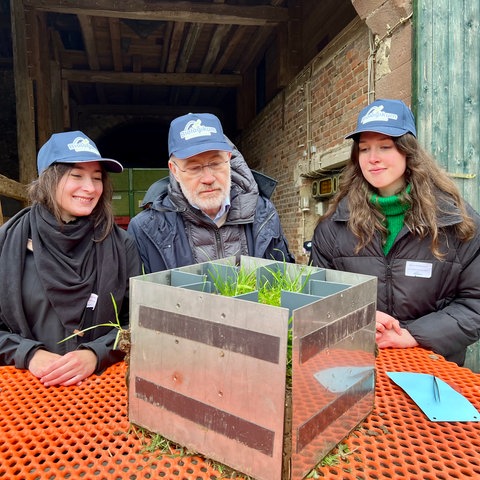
[{"xmin": 128, "ymin": 256, "xmax": 377, "ymax": 480}]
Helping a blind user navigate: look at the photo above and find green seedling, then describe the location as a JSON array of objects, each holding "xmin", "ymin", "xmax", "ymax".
[
  {"xmin": 58, "ymin": 293, "xmax": 124, "ymax": 350},
  {"xmin": 209, "ymin": 258, "xmax": 311, "ymax": 389}
]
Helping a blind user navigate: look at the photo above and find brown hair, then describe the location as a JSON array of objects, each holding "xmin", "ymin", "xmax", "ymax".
[
  {"xmin": 27, "ymin": 163, "xmax": 115, "ymax": 241},
  {"xmin": 320, "ymin": 134, "xmax": 476, "ymax": 258}
]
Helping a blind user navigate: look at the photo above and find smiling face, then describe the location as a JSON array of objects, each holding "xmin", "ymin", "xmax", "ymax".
[
  {"xmin": 55, "ymin": 162, "xmax": 104, "ymax": 222},
  {"xmin": 169, "ymin": 150, "xmax": 231, "ymax": 218},
  {"xmin": 358, "ymin": 132, "xmax": 407, "ymax": 197}
]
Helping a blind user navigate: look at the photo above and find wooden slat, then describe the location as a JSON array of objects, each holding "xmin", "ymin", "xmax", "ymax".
[
  {"xmin": 176, "ymin": 23, "xmax": 203, "ymax": 73},
  {"xmin": 212, "ymin": 25, "xmax": 246, "ymax": 74},
  {"xmin": 62, "ymin": 69, "xmax": 242, "ymax": 87},
  {"xmin": 23, "ymin": 0, "xmax": 289, "ymax": 26},
  {"xmin": 415, "ymin": 0, "xmax": 480, "ymax": 211},
  {"xmin": 0, "ymin": 174, "xmax": 28, "ymax": 202},
  {"xmin": 234, "ymin": 25, "xmax": 274, "ymax": 73},
  {"xmin": 109, "ymin": 18, "xmax": 123, "ymax": 71},
  {"xmin": 10, "ymin": 3, "xmax": 37, "ymax": 185},
  {"xmin": 32, "ymin": 10, "xmax": 52, "ymax": 145},
  {"xmin": 166, "ymin": 22, "xmax": 185, "ymax": 73},
  {"xmin": 202, "ymin": 24, "xmax": 231, "ymax": 73},
  {"xmin": 78, "ymin": 14, "xmax": 108, "ymax": 104}
]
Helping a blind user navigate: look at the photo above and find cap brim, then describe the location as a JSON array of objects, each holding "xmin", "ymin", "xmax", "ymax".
[
  {"xmin": 171, "ymin": 142, "xmax": 233, "ymax": 159},
  {"xmin": 58, "ymin": 157, "xmax": 123, "ymax": 173},
  {"xmin": 345, "ymin": 126, "xmax": 409, "ymax": 140}
]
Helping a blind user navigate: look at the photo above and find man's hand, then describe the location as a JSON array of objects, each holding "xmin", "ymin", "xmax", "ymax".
[
  {"xmin": 375, "ymin": 311, "xmax": 418, "ymax": 349},
  {"xmin": 29, "ymin": 349, "xmax": 97, "ymax": 386}
]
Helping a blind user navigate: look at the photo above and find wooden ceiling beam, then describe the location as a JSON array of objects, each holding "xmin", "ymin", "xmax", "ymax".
[
  {"xmin": 202, "ymin": 24, "xmax": 231, "ymax": 73},
  {"xmin": 77, "ymin": 14, "xmax": 100, "ymax": 70},
  {"xmin": 77, "ymin": 14, "xmax": 107, "ymax": 104},
  {"xmin": 22, "ymin": 0, "xmax": 288, "ymax": 26},
  {"xmin": 166, "ymin": 22, "xmax": 185, "ymax": 73},
  {"xmin": 176, "ymin": 23, "xmax": 203, "ymax": 73},
  {"xmin": 108, "ymin": 18, "xmax": 123, "ymax": 72},
  {"xmin": 235, "ymin": 26, "xmax": 274, "ymax": 73},
  {"xmin": 212, "ymin": 25, "xmax": 245, "ymax": 74},
  {"xmin": 62, "ymin": 69, "xmax": 242, "ymax": 87}
]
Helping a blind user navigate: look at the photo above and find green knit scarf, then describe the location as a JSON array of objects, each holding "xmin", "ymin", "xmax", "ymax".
[{"xmin": 370, "ymin": 185, "xmax": 411, "ymax": 255}]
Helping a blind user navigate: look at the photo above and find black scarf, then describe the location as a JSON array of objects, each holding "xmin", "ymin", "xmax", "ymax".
[{"xmin": 0, "ymin": 204, "xmax": 128, "ymax": 338}]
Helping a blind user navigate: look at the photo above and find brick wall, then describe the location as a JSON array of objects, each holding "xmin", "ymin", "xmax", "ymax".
[
  {"xmin": 237, "ymin": 0, "xmax": 413, "ymax": 263},
  {"xmin": 237, "ymin": 20, "xmax": 370, "ymax": 264}
]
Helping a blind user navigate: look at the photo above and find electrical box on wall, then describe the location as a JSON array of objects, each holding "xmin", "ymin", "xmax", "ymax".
[{"xmin": 311, "ymin": 174, "xmax": 341, "ymax": 199}]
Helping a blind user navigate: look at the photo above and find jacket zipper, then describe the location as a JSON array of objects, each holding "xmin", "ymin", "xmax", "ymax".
[
  {"xmin": 386, "ymin": 262, "xmax": 393, "ymax": 315},
  {"xmin": 254, "ymin": 210, "xmax": 275, "ymax": 242}
]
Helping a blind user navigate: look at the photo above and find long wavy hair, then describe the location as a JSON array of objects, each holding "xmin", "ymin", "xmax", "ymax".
[
  {"xmin": 320, "ymin": 134, "xmax": 476, "ymax": 258},
  {"xmin": 28, "ymin": 163, "xmax": 115, "ymax": 242}
]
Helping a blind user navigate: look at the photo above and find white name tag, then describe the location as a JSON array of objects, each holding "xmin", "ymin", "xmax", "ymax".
[
  {"xmin": 405, "ymin": 261, "xmax": 432, "ymax": 278},
  {"xmin": 87, "ymin": 293, "xmax": 98, "ymax": 309}
]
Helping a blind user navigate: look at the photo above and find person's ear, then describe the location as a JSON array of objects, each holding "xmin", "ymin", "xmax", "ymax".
[{"xmin": 168, "ymin": 159, "xmax": 181, "ymax": 182}]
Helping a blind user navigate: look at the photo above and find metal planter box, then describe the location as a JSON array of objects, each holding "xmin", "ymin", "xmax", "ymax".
[{"xmin": 128, "ymin": 256, "xmax": 377, "ymax": 480}]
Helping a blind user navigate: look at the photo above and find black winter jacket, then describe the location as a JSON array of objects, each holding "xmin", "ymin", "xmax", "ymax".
[
  {"xmin": 310, "ymin": 196, "xmax": 480, "ymax": 365},
  {"xmin": 128, "ymin": 147, "xmax": 294, "ymax": 273}
]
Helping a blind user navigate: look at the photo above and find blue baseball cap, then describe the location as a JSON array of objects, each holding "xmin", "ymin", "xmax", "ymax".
[
  {"xmin": 345, "ymin": 99, "xmax": 417, "ymax": 139},
  {"xmin": 37, "ymin": 131, "xmax": 123, "ymax": 174},
  {"xmin": 168, "ymin": 113, "xmax": 233, "ymax": 159}
]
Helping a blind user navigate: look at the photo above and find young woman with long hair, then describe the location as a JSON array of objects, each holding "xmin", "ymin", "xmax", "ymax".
[
  {"xmin": 0, "ymin": 131, "xmax": 142, "ymax": 385},
  {"xmin": 310, "ymin": 99, "xmax": 480, "ymax": 366}
]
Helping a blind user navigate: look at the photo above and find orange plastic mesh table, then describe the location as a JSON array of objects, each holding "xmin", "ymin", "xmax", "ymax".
[{"xmin": 1, "ymin": 347, "xmax": 479, "ymax": 479}]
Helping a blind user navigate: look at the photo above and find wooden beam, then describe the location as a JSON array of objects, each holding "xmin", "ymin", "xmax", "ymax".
[
  {"xmin": 50, "ymin": 29, "xmax": 71, "ymax": 128},
  {"xmin": 49, "ymin": 57, "xmax": 64, "ymax": 132},
  {"xmin": 74, "ymin": 104, "xmax": 225, "ymax": 117},
  {"xmin": 77, "ymin": 14, "xmax": 100, "ymax": 69},
  {"xmin": 10, "ymin": 2, "xmax": 37, "ymax": 184},
  {"xmin": 62, "ymin": 78, "xmax": 71, "ymax": 128},
  {"xmin": 176, "ymin": 23, "xmax": 203, "ymax": 73},
  {"xmin": 166, "ymin": 22, "xmax": 184, "ymax": 73},
  {"xmin": 212, "ymin": 25, "xmax": 245, "ymax": 74},
  {"xmin": 202, "ymin": 24, "xmax": 231, "ymax": 73},
  {"xmin": 109, "ymin": 18, "xmax": 123, "ymax": 71},
  {"xmin": 77, "ymin": 14, "xmax": 108, "ymax": 104},
  {"xmin": 235, "ymin": 25, "xmax": 274, "ymax": 73},
  {"xmin": 61, "ymin": 69, "xmax": 243, "ymax": 87},
  {"xmin": 159, "ymin": 21, "xmax": 173, "ymax": 72},
  {"xmin": 32, "ymin": 10, "xmax": 52, "ymax": 145},
  {"xmin": 0, "ymin": 174, "xmax": 29, "ymax": 202},
  {"xmin": 23, "ymin": 0, "xmax": 288, "ymax": 26}
]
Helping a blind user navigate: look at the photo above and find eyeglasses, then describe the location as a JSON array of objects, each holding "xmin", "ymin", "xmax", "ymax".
[{"xmin": 171, "ymin": 159, "xmax": 230, "ymax": 177}]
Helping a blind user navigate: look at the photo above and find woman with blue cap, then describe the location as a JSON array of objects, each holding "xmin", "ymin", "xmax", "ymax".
[
  {"xmin": 0, "ymin": 131, "xmax": 142, "ymax": 385},
  {"xmin": 310, "ymin": 99, "xmax": 480, "ymax": 366}
]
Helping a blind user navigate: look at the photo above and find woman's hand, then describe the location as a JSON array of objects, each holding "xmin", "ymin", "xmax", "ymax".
[
  {"xmin": 375, "ymin": 311, "xmax": 419, "ymax": 349},
  {"xmin": 29, "ymin": 349, "xmax": 97, "ymax": 386}
]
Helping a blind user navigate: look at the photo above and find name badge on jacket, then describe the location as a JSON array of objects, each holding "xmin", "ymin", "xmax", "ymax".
[{"xmin": 405, "ymin": 261, "xmax": 432, "ymax": 278}]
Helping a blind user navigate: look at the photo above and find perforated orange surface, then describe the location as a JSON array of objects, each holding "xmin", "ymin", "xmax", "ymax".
[
  {"xmin": 0, "ymin": 364, "xmax": 222, "ymax": 479},
  {"xmin": 317, "ymin": 348, "xmax": 480, "ymax": 479},
  {"xmin": 1, "ymin": 347, "xmax": 479, "ymax": 479}
]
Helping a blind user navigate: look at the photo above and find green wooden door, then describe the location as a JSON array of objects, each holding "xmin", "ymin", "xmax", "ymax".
[
  {"xmin": 413, "ymin": 0, "xmax": 480, "ymax": 211},
  {"xmin": 414, "ymin": 0, "xmax": 480, "ymax": 372}
]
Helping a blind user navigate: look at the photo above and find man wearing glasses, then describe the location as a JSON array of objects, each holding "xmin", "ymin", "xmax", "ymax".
[{"xmin": 128, "ymin": 113, "xmax": 294, "ymax": 273}]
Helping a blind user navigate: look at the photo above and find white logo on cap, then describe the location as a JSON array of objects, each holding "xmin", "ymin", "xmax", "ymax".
[
  {"xmin": 361, "ymin": 105, "xmax": 398, "ymax": 124},
  {"xmin": 180, "ymin": 119, "xmax": 217, "ymax": 140},
  {"xmin": 67, "ymin": 137, "xmax": 100, "ymax": 156}
]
